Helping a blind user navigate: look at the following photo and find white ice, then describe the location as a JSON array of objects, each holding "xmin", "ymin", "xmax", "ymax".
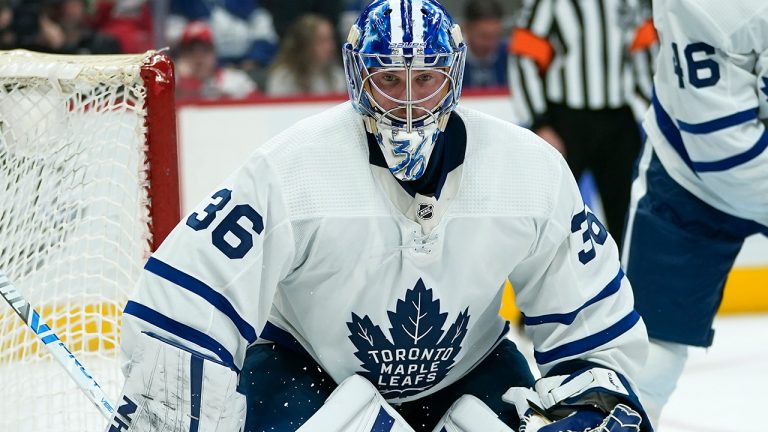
[{"xmin": 511, "ymin": 314, "xmax": 768, "ymax": 432}]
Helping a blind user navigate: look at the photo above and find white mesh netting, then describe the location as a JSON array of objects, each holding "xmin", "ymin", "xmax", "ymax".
[{"xmin": 0, "ymin": 51, "xmax": 159, "ymax": 431}]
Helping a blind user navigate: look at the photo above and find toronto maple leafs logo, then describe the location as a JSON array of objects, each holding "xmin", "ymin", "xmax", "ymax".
[{"xmin": 346, "ymin": 279, "xmax": 470, "ymax": 399}]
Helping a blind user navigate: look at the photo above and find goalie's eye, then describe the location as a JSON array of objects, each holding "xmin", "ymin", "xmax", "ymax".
[
  {"xmin": 415, "ymin": 73, "xmax": 433, "ymax": 82},
  {"xmin": 379, "ymin": 73, "xmax": 400, "ymax": 83}
]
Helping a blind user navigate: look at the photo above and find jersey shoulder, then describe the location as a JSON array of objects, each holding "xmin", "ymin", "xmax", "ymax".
[
  {"xmin": 659, "ymin": 0, "xmax": 768, "ymax": 52},
  {"xmin": 250, "ymin": 102, "xmax": 387, "ymax": 218},
  {"xmin": 454, "ymin": 105, "xmax": 567, "ymax": 219},
  {"xmin": 257, "ymin": 102, "xmax": 365, "ymax": 160}
]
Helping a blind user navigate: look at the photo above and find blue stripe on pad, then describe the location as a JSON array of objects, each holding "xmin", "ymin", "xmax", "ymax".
[
  {"xmin": 189, "ymin": 356, "xmax": 203, "ymax": 432},
  {"xmin": 370, "ymin": 406, "xmax": 396, "ymax": 432}
]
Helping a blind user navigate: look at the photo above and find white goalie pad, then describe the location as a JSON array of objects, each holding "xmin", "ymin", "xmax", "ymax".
[
  {"xmin": 432, "ymin": 395, "xmax": 513, "ymax": 432},
  {"xmin": 105, "ymin": 332, "xmax": 245, "ymax": 432},
  {"xmin": 297, "ymin": 375, "xmax": 414, "ymax": 432}
]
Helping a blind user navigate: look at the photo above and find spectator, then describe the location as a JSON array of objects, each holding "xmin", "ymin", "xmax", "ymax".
[
  {"xmin": 11, "ymin": 0, "xmax": 119, "ymax": 54},
  {"xmin": 265, "ymin": 14, "xmax": 345, "ymax": 97},
  {"xmin": 57, "ymin": 0, "xmax": 120, "ymax": 54},
  {"xmin": 165, "ymin": 0, "xmax": 278, "ymax": 89},
  {"xmin": 0, "ymin": 1, "xmax": 13, "ymax": 50},
  {"xmin": 260, "ymin": 0, "xmax": 342, "ymax": 40},
  {"xmin": 461, "ymin": 0, "xmax": 508, "ymax": 89},
  {"xmin": 92, "ymin": 0, "xmax": 153, "ymax": 54},
  {"xmin": 174, "ymin": 21, "xmax": 257, "ymax": 100}
]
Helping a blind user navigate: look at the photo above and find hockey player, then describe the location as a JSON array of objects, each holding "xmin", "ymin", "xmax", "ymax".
[
  {"xmin": 622, "ymin": 0, "xmax": 768, "ymax": 427},
  {"xmin": 109, "ymin": 1, "xmax": 652, "ymax": 431}
]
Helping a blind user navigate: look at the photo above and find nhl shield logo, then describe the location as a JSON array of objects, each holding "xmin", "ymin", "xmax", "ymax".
[{"xmin": 417, "ymin": 203, "xmax": 433, "ymax": 220}]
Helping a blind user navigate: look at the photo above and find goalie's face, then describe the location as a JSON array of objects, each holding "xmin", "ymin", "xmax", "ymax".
[
  {"xmin": 343, "ymin": 0, "xmax": 467, "ymax": 133},
  {"xmin": 365, "ymin": 67, "xmax": 450, "ymax": 126}
]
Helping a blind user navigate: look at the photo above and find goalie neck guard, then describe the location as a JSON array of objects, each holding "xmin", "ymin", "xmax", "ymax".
[{"xmin": 343, "ymin": 0, "xmax": 466, "ymax": 181}]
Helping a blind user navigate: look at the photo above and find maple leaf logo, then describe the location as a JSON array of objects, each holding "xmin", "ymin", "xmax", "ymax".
[{"xmin": 346, "ymin": 279, "xmax": 470, "ymax": 399}]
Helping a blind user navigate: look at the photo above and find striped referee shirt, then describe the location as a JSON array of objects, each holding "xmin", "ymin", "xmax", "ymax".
[{"xmin": 508, "ymin": 0, "xmax": 658, "ymax": 127}]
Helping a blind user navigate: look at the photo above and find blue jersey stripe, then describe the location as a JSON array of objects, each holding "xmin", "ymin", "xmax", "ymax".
[
  {"xmin": 123, "ymin": 301, "xmax": 238, "ymax": 371},
  {"xmin": 189, "ymin": 356, "xmax": 203, "ymax": 432},
  {"xmin": 652, "ymin": 91, "xmax": 696, "ymax": 172},
  {"xmin": 533, "ymin": 311, "xmax": 641, "ymax": 365},
  {"xmin": 678, "ymin": 107, "xmax": 758, "ymax": 134},
  {"xmin": 370, "ymin": 406, "xmax": 396, "ymax": 432},
  {"xmin": 259, "ymin": 321, "xmax": 311, "ymax": 357},
  {"xmin": 653, "ymin": 91, "xmax": 768, "ymax": 173},
  {"xmin": 144, "ymin": 257, "xmax": 257, "ymax": 343},
  {"xmin": 523, "ymin": 269, "xmax": 625, "ymax": 326},
  {"xmin": 692, "ymin": 129, "xmax": 768, "ymax": 172}
]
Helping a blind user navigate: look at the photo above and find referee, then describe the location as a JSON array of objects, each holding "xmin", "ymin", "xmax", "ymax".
[{"xmin": 507, "ymin": 0, "xmax": 657, "ymax": 249}]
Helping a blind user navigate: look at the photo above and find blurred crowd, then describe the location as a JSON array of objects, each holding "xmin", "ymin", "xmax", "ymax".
[{"xmin": 0, "ymin": 0, "xmax": 522, "ymax": 100}]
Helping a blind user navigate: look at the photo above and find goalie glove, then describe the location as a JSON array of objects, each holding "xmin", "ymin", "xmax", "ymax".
[
  {"xmin": 501, "ymin": 366, "xmax": 652, "ymax": 432},
  {"xmin": 106, "ymin": 332, "xmax": 246, "ymax": 432},
  {"xmin": 514, "ymin": 402, "xmax": 641, "ymax": 432}
]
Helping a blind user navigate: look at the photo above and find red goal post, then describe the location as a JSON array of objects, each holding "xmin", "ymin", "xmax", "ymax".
[{"xmin": 0, "ymin": 50, "xmax": 179, "ymax": 431}]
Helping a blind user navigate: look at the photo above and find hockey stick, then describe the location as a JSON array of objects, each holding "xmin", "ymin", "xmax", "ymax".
[{"xmin": 0, "ymin": 270, "xmax": 115, "ymax": 420}]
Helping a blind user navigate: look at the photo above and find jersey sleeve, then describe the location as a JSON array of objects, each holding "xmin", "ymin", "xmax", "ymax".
[
  {"xmin": 650, "ymin": 0, "xmax": 768, "ymax": 218},
  {"xmin": 507, "ymin": 0, "xmax": 555, "ymax": 127},
  {"xmin": 508, "ymin": 157, "xmax": 648, "ymax": 384},
  {"xmin": 121, "ymin": 151, "xmax": 296, "ymax": 372}
]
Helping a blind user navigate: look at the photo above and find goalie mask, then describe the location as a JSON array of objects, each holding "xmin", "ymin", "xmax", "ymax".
[{"xmin": 343, "ymin": 0, "xmax": 466, "ymax": 181}]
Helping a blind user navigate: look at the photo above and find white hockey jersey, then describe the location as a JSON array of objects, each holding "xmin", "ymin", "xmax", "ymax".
[
  {"xmin": 122, "ymin": 103, "xmax": 648, "ymax": 403},
  {"xmin": 644, "ymin": 0, "xmax": 768, "ymax": 226}
]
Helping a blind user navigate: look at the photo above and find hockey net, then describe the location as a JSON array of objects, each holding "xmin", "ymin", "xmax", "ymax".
[{"xmin": 0, "ymin": 50, "xmax": 179, "ymax": 431}]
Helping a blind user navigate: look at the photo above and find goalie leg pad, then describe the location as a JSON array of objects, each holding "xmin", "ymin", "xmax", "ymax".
[
  {"xmin": 297, "ymin": 375, "xmax": 415, "ymax": 432},
  {"xmin": 106, "ymin": 332, "xmax": 245, "ymax": 432},
  {"xmin": 431, "ymin": 394, "xmax": 513, "ymax": 432}
]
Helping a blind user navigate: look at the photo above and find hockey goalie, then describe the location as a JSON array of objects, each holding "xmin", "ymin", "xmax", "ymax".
[{"xmin": 107, "ymin": 1, "xmax": 653, "ymax": 431}]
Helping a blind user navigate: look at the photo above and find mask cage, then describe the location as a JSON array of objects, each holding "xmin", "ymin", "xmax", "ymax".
[{"xmin": 343, "ymin": 45, "xmax": 466, "ymax": 132}]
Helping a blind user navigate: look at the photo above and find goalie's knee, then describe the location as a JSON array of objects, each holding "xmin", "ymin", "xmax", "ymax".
[
  {"xmin": 432, "ymin": 394, "xmax": 513, "ymax": 432},
  {"xmin": 297, "ymin": 375, "xmax": 414, "ymax": 431}
]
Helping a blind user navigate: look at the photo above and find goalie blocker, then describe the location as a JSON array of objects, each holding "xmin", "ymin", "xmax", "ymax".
[{"xmin": 106, "ymin": 332, "xmax": 245, "ymax": 432}]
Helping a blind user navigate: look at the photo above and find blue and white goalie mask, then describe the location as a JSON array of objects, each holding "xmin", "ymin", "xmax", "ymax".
[{"xmin": 343, "ymin": 0, "xmax": 466, "ymax": 181}]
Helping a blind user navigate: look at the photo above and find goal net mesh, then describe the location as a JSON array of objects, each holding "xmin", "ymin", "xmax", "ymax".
[{"xmin": 0, "ymin": 50, "xmax": 173, "ymax": 431}]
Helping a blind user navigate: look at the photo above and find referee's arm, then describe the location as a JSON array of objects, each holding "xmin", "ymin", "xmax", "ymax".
[
  {"xmin": 507, "ymin": 0, "xmax": 555, "ymax": 130},
  {"xmin": 629, "ymin": 18, "xmax": 659, "ymax": 106}
]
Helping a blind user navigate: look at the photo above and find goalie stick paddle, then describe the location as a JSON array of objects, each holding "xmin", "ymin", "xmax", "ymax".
[{"xmin": 0, "ymin": 270, "xmax": 115, "ymax": 420}]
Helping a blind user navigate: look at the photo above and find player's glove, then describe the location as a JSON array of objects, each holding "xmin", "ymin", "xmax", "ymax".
[
  {"xmin": 501, "ymin": 366, "xmax": 652, "ymax": 432},
  {"xmin": 514, "ymin": 402, "xmax": 641, "ymax": 432}
]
